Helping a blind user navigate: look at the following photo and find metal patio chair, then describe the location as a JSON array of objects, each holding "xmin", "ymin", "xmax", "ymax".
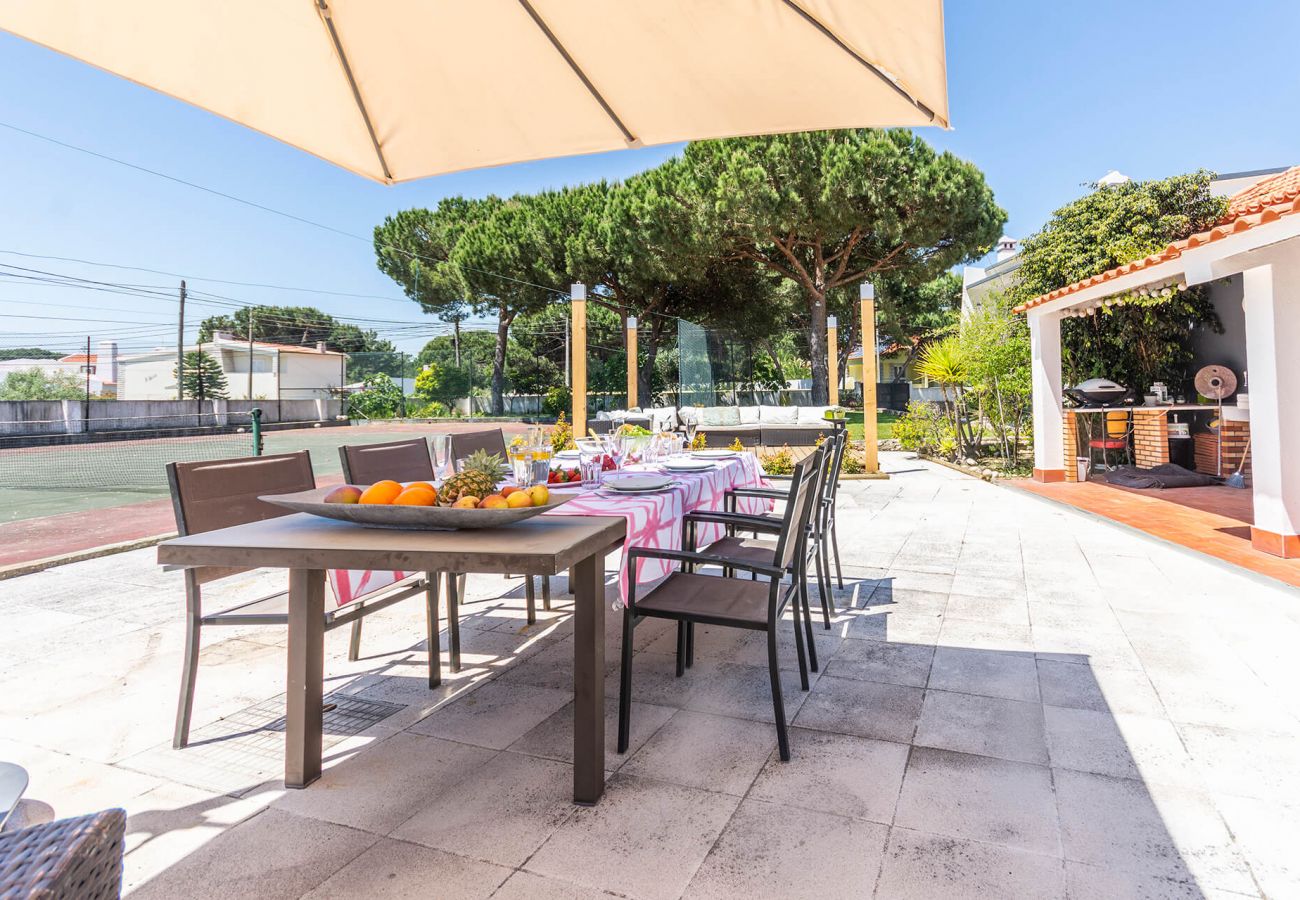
[
  {"xmin": 339, "ymin": 437, "xmax": 463, "ymax": 671},
  {"xmin": 726, "ymin": 430, "xmax": 847, "ymax": 626},
  {"xmin": 449, "ymin": 428, "xmax": 551, "ymax": 618},
  {"xmin": 684, "ymin": 442, "xmax": 830, "ymax": 674},
  {"xmin": 617, "ymin": 452, "xmax": 822, "ymax": 761},
  {"xmin": 166, "ymin": 450, "xmax": 436, "ymax": 749}
]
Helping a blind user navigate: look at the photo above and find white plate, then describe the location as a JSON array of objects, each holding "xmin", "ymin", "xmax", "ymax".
[
  {"xmin": 662, "ymin": 459, "xmax": 714, "ymax": 472},
  {"xmin": 601, "ymin": 473, "xmax": 673, "ymax": 492},
  {"xmin": 692, "ymin": 449, "xmax": 738, "ymax": 459},
  {"xmin": 553, "ymin": 450, "xmax": 581, "ymax": 461}
]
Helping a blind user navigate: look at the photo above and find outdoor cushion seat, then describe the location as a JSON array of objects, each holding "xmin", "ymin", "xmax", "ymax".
[{"xmin": 634, "ymin": 571, "xmax": 771, "ymax": 627}]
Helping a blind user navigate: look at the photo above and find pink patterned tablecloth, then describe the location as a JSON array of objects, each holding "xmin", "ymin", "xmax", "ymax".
[
  {"xmin": 330, "ymin": 452, "xmax": 773, "ymax": 606},
  {"xmin": 543, "ymin": 452, "xmax": 773, "ymax": 602}
]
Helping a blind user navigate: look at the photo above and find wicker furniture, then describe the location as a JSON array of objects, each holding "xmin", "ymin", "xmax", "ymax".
[
  {"xmin": 0, "ymin": 808, "xmax": 126, "ymax": 900},
  {"xmin": 166, "ymin": 451, "xmax": 436, "ymax": 749}
]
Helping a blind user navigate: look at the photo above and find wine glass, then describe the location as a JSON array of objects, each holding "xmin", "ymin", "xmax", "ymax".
[{"xmin": 430, "ymin": 434, "xmax": 451, "ymax": 479}]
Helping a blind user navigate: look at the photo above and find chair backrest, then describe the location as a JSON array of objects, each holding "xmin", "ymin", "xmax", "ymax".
[
  {"xmin": 772, "ymin": 446, "xmax": 825, "ymax": 573},
  {"xmin": 820, "ymin": 430, "xmax": 848, "ymax": 516},
  {"xmin": 167, "ymin": 450, "xmax": 315, "ymax": 538},
  {"xmin": 449, "ymin": 428, "xmax": 508, "ymax": 470},
  {"xmin": 339, "ymin": 438, "xmax": 433, "ymax": 485}
]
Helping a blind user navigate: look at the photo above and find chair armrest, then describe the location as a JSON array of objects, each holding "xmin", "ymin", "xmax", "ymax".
[
  {"xmin": 727, "ymin": 487, "xmax": 786, "ymax": 500},
  {"xmin": 627, "ymin": 546, "xmax": 783, "ymax": 580},
  {"xmin": 683, "ymin": 510, "xmax": 781, "ymax": 534}
]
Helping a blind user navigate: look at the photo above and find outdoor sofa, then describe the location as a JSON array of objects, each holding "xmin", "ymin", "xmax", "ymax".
[{"xmin": 593, "ymin": 405, "xmax": 839, "ymax": 447}]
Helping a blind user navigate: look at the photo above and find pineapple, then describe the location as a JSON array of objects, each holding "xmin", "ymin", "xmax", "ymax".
[{"xmin": 439, "ymin": 449, "xmax": 508, "ymax": 506}]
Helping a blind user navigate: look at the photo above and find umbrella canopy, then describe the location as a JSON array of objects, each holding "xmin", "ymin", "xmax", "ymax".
[{"xmin": 0, "ymin": 0, "xmax": 948, "ymax": 183}]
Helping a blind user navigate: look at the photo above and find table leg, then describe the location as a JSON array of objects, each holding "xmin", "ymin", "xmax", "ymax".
[
  {"xmin": 285, "ymin": 568, "xmax": 325, "ymax": 789},
  {"xmin": 571, "ymin": 552, "xmax": 606, "ymax": 805}
]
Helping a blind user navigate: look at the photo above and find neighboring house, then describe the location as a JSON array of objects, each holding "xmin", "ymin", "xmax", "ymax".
[
  {"xmin": 0, "ymin": 341, "xmax": 118, "ymax": 397},
  {"xmin": 962, "ymin": 235, "xmax": 1023, "ymax": 314},
  {"xmin": 117, "ymin": 332, "xmax": 345, "ymax": 400}
]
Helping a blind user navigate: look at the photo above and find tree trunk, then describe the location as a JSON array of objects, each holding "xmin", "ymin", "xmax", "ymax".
[
  {"xmin": 804, "ymin": 286, "xmax": 829, "ymax": 404},
  {"xmin": 490, "ymin": 311, "xmax": 509, "ymax": 416}
]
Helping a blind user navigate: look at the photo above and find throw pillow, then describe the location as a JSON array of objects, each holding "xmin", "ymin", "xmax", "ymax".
[
  {"xmin": 738, "ymin": 406, "xmax": 760, "ymax": 425},
  {"xmin": 702, "ymin": 406, "xmax": 741, "ymax": 427},
  {"xmin": 760, "ymin": 405, "xmax": 797, "ymax": 425},
  {"xmin": 798, "ymin": 406, "xmax": 831, "ymax": 425}
]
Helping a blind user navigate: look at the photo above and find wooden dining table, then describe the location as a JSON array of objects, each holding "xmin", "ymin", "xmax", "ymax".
[{"xmin": 157, "ymin": 513, "xmax": 625, "ymax": 804}]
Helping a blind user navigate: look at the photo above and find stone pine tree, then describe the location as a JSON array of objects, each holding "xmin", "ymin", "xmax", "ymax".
[
  {"xmin": 175, "ymin": 351, "xmax": 228, "ymax": 400},
  {"xmin": 670, "ymin": 129, "xmax": 1005, "ymax": 403}
]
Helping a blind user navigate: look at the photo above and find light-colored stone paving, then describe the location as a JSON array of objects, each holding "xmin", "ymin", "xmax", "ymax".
[{"xmin": 1, "ymin": 452, "xmax": 1297, "ymax": 898}]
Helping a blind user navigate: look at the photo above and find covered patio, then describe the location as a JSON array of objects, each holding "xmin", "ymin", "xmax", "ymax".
[{"xmin": 1021, "ymin": 166, "xmax": 1300, "ymax": 563}]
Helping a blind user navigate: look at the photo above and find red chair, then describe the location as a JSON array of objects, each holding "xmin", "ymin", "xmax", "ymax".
[{"xmin": 1088, "ymin": 411, "xmax": 1131, "ymax": 471}]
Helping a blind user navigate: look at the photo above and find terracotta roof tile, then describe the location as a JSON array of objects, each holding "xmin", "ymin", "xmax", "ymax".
[{"xmin": 1015, "ymin": 166, "xmax": 1300, "ymax": 313}]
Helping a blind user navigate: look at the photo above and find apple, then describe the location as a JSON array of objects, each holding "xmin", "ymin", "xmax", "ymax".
[
  {"xmin": 527, "ymin": 484, "xmax": 550, "ymax": 506},
  {"xmin": 453, "ymin": 496, "xmax": 479, "ymax": 509},
  {"xmin": 481, "ymin": 494, "xmax": 509, "ymax": 509},
  {"xmin": 506, "ymin": 491, "xmax": 533, "ymax": 509},
  {"xmin": 324, "ymin": 485, "xmax": 362, "ymax": 504}
]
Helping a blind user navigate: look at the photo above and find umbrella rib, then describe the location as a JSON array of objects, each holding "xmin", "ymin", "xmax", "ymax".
[
  {"xmin": 779, "ymin": 0, "xmax": 943, "ymax": 126},
  {"xmin": 515, "ymin": 0, "xmax": 637, "ymax": 146},
  {"xmin": 316, "ymin": 1, "xmax": 393, "ymax": 182}
]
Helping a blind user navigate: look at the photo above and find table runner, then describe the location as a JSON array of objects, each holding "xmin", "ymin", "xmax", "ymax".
[
  {"xmin": 331, "ymin": 452, "xmax": 773, "ymax": 606},
  {"xmin": 544, "ymin": 452, "xmax": 773, "ymax": 602}
]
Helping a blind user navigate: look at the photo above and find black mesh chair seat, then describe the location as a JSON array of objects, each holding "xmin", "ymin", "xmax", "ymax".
[
  {"xmin": 634, "ymin": 572, "xmax": 771, "ymax": 628},
  {"xmin": 698, "ymin": 535, "xmax": 779, "ymax": 567}
]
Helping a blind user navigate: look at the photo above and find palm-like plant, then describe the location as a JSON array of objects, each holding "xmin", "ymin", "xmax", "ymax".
[{"xmin": 914, "ymin": 337, "xmax": 970, "ymax": 459}]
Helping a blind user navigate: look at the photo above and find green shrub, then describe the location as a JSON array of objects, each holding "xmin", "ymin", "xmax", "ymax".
[
  {"xmin": 894, "ymin": 401, "xmax": 957, "ymax": 459},
  {"xmin": 408, "ymin": 400, "xmax": 450, "ymax": 418},
  {"xmin": 542, "ymin": 385, "xmax": 571, "ymax": 418},
  {"xmin": 759, "ymin": 445, "xmax": 795, "ymax": 476},
  {"xmin": 347, "ymin": 372, "xmax": 405, "ymax": 419}
]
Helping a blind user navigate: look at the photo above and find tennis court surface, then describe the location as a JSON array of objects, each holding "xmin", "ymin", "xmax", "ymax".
[{"xmin": 0, "ymin": 421, "xmax": 529, "ymax": 571}]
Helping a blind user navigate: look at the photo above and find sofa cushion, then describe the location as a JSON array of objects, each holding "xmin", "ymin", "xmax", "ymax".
[
  {"xmin": 701, "ymin": 406, "xmax": 741, "ymax": 427},
  {"xmin": 648, "ymin": 406, "xmax": 677, "ymax": 432},
  {"xmin": 759, "ymin": 405, "xmax": 797, "ymax": 425},
  {"xmin": 678, "ymin": 407, "xmax": 701, "ymax": 427},
  {"xmin": 798, "ymin": 406, "xmax": 832, "ymax": 425},
  {"xmin": 737, "ymin": 406, "xmax": 760, "ymax": 425}
]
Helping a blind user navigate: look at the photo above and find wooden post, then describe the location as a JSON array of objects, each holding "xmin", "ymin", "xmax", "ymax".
[
  {"xmin": 827, "ymin": 315, "xmax": 839, "ymax": 408},
  {"xmin": 626, "ymin": 316, "xmax": 638, "ymax": 410},
  {"xmin": 571, "ymin": 284, "xmax": 588, "ymax": 437},
  {"xmin": 860, "ymin": 284, "xmax": 879, "ymax": 473}
]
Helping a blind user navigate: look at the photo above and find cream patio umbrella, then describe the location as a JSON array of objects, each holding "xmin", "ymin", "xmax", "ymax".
[{"xmin": 0, "ymin": 0, "xmax": 949, "ymax": 183}]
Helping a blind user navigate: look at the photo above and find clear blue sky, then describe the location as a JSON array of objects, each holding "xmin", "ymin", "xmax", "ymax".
[{"xmin": 0, "ymin": 0, "xmax": 1295, "ymax": 355}]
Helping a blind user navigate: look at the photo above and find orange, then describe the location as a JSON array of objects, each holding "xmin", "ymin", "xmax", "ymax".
[
  {"xmin": 404, "ymin": 481, "xmax": 435, "ymax": 493},
  {"xmin": 393, "ymin": 487, "xmax": 436, "ymax": 506},
  {"xmin": 359, "ymin": 480, "xmax": 403, "ymax": 505}
]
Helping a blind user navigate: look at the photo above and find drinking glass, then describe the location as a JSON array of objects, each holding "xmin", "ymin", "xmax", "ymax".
[
  {"xmin": 665, "ymin": 433, "xmax": 686, "ymax": 457},
  {"xmin": 603, "ymin": 432, "xmax": 629, "ymax": 472},
  {"xmin": 430, "ymin": 434, "xmax": 451, "ymax": 479},
  {"xmin": 684, "ymin": 419, "xmax": 698, "ymax": 448},
  {"xmin": 577, "ymin": 438, "xmax": 605, "ymax": 488}
]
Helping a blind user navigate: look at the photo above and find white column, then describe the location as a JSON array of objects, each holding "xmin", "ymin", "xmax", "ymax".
[
  {"xmin": 1241, "ymin": 256, "xmax": 1300, "ymax": 553},
  {"xmin": 1029, "ymin": 310, "xmax": 1065, "ymax": 480}
]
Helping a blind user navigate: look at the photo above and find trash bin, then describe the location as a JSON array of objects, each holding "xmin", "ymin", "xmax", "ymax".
[
  {"xmin": 1168, "ymin": 435, "xmax": 1194, "ymax": 469},
  {"xmin": 1076, "ymin": 456, "xmax": 1090, "ymax": 482}
]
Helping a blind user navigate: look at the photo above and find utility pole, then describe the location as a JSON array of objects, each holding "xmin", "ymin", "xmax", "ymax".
[
  {"xmin": 176, "ymin": 280, "xmax": 186, "ymax": 400},
  {"xmin": 453, "ymin": 318, "xmax": 461, "ymax": 367},
  {"xmin": 83, "ymin": 335, "xmax": 91, "ymax": 432},
  {"xmin": 247, "ymin": 312, "xmax": 255, "ymax": 400}
]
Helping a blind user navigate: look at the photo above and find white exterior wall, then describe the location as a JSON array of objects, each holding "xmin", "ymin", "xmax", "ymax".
[
  {"xmin": 1029, "ymin": 311, "xmax": 1065, "ymax": 477},
  {"xmin": 278, "ymin": 352, "xmax": 344, "ymax": 400},
  {"xmin": 117, "ymin": 354, "xmax": 179, "ymax": 400},
  {"xmin": 1241, "ymin": 253, "xmax": 1300, "ymax": 541},
  {"xmin": 220, "ymin": 347, "xmax": 278, "ymax": 400}
]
